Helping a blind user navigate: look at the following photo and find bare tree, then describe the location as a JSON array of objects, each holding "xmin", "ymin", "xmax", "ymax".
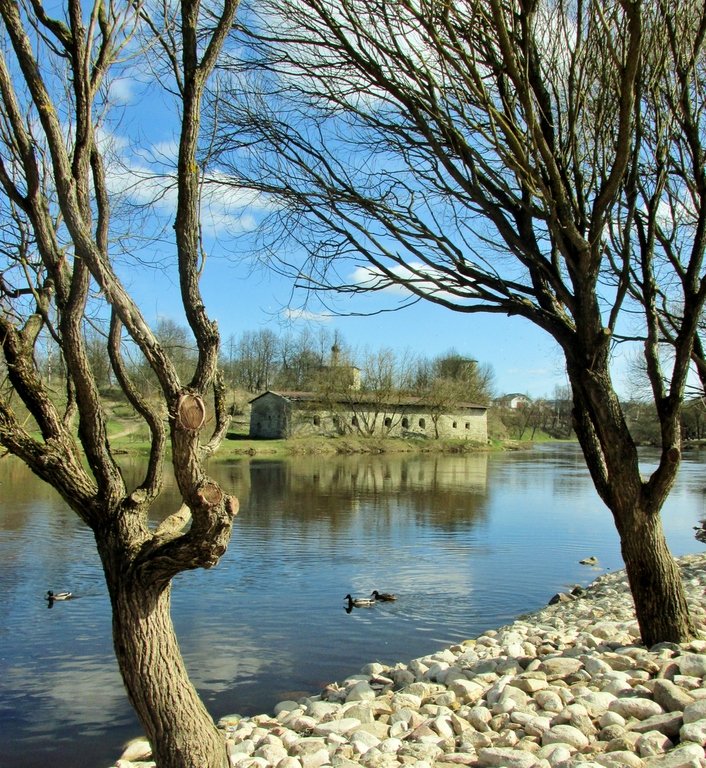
[
  {"xmin": 312, "ymin": 345, "xmax": 403, "ymax": 435},
  {"xmin": 276, "ymin": 327, "xmax": 328, "ymax": 388},
  {"xmin": 0, "ymin": 1, "xmax": 239, "ymax": 766},
  {"xmin": 214, "ymin": 0, "xmax": 706, "ymax": 643},
  {"xmin": 235, "ymin": 327, "xmax": 280, "ymax": 390},
  {"xmin": 409, "ymin": 352, "xmax": 493, "ymax": 437},
  {"xmin": 417, "ymin": 351, "xmax": 494, "ymax": 401}
]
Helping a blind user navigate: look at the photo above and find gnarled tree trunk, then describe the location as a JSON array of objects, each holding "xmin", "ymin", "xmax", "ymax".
[
  {"xmin": 108, "ymin": 573, "xmax": 227, "ymax": 768},
  {"xmin": 0, "ymin": 0, "xmax": 243, "ymax": 764}
]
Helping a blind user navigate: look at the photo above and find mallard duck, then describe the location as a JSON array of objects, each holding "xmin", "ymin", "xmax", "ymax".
[
  {"xmin": 370, "ymin": 590, "xmax": 397, "ymax": 602},
  {"xmin": 344, "ymin": 593, "xmax": 376, "ymax": 607},
  {"xmin": 47, "ymin": 590, "xmax": 72, "ymax": 601}
]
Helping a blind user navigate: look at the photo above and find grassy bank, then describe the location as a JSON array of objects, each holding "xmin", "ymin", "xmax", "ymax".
[
  {"xmin": 104, "ymin": 418, "xmax": 498, "ymax": 459},
  {"xmin": 94, "ymin": 396, "xmax": 563, "ymax": 459},
  {"xmin": 219, "ymin": 432, "xmax": 494, "ymax": 459}
]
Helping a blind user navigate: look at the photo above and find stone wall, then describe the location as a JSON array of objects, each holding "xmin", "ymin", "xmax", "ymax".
[
  {"xmin": 288, "ymin": 405, "xmax": 487, "ymax": 443},
  {"xmin": 250, "ymin": 392, "xmax": 488, "ymax": 443},
  {"xmin": 249, "ymin": 392, "xmax": 292, "ymax": 438}
]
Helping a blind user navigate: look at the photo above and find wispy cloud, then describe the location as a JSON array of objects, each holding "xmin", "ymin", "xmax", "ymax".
[
  {"xmin": 350, "ymin": 261, "xmax": 471, "ymax": 301},
  {"xmin": 282, "ymin": 307, "xmax": 333, "ymax": 322},
  {"xmin": 107, "ymin": 77, "xmax": 135, "ymax": 105},
  {"xmin": 350, "ymin": 264, "xmax": 417, "ymax": 295},
  {"xmin": 97, "ymin": 126, "xmax": 271, "ymax": 235}
]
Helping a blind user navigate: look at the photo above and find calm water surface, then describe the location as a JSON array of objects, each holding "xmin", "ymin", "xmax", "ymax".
[{"xmin": 1, "ymin": 444, "xmax": 704, "ymax": 768}]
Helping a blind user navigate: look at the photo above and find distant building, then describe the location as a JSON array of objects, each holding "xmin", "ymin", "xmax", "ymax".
[
  {"xmin": 496, "ymin": 393, "xmax": 531, "ymax": 410},
  {"xmin": 249, "ymin": 390, "xmax": 488, "ymax": 442},
  {"xmin": 320, "ymin": 342, "xmax": 362, "ymax": 390}
]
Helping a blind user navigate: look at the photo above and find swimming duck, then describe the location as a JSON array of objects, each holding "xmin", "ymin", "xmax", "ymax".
[
  {"xmin": 344, "ymin": 593, "xmax": 376, "ymax": 607},
  {"xmin": 578, "ymin": 556, "xmax": 598, "ymax": 566},
  {"xmin": 370, "ymin": 590, "xmax": 397, "ymax": 602},
  {"xmin": 47, "ymin": 590, "xmax": 72, "ymax": 601}
]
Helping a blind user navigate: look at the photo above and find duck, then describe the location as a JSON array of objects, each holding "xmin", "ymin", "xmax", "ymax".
[
  {"xmin": 370, "ymin": 590, "xmax": 397, "ymax": 602},
  {"xmin": 344, "ymin": 593, "xmax": 376, "ymax": 607},
  {"xmin": 47, "ymin": 590, "xmax": 72, "ymax": 601},
  {"xmin": 578, "ymin": 556, "xmax": 598, "ymax": 566}
]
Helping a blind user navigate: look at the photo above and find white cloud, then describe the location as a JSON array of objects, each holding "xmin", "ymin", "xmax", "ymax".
[
  {"xmin": 349, "ymin": 261, "xmax": 467, "ymax": 300},
  {"xmin": 107, "ymin": 77, "xmax": 135, "ymax": 105},
  {"xmin": 282, "ymin": 307, "xmax": 333, "ymax": 322},
  {"xmin": 350, "ymin": 263, "xmax": 415, "ymax": 295},
  {"xmin": 96, "ymin": 126, "xmax": 271, "ymax": 236}
]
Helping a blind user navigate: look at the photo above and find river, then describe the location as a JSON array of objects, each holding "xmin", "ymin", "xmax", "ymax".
[{"xmin": 0, "ymin": 443, "xmax": 704, "ymax": 767}]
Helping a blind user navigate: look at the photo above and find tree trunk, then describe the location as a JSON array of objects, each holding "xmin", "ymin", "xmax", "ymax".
[
  {"xmin": 567, "ymin": 355, "xmax": 695, "ymax": 646},
  {"xmin": 616, "ymin": 505, "xmax": 696, "ymax": 647},
  {"xmin": 110, "ymin": 580, "xmax": 227, "ymax": 768}
]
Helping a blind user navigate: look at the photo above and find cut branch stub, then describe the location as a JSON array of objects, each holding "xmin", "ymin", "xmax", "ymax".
[
  {"xmin": 196, "ymin": 480, "xmax": 223, "ymax": 508},
  {"xmin": 226, "ymin": 495, "xmax": 240, "ymax": 518},
  {"xmin": 176, "ymin": 393, "xmax": 206, "ymax": 432}
]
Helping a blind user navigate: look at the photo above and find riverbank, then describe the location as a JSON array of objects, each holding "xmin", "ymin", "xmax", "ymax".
[
  {"xmin": 220, "ymin": 433, "xmax": 504, "ymax": 458},
  {"xmin": 113, "ymin": 427, "xmax": 518, "ymax": 459},
  {"xmin": 112, "ymin": 553, "xmax": 706, "ymax": 768}
]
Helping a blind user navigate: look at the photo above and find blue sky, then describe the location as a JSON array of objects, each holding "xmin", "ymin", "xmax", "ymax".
[
  {"xmin": 106, "ymin": 82, "xmax": 579, "ymax": 401},
  {"xmin": 105, "ymin": 59, "xmax": 632, "ymax": 402},
  {"xmin": 128, "ymin": 246, "xmax": 587, "ymax": 400}
]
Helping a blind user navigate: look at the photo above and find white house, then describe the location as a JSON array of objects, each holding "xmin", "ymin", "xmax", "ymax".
[{"xmin": 496, "ymin": 393, "xmax": 531, "ymax": 410}]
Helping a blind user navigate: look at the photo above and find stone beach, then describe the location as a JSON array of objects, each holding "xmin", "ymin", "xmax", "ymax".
[{"xmin": 112, "ymin": 553, "xmax": 706, "ymax": 768}]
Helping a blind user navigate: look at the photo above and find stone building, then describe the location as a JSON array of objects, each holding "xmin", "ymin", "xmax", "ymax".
[{"xmin": 249, "ymin": 390, "xmax": 488, "ymax": 442}]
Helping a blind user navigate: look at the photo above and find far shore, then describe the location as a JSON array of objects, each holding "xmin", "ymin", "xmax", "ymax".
[
  {"xmin": 107, "ymin": 424, "xmax": 576, "ymax": 460},
  {"xmin": 219, "ymin": 432, "xmax": 503, "ymax": 459}
]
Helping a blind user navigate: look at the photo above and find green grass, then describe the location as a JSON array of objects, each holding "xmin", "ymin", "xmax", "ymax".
[
  {"xmin": 217, "ymin": 431, "xmax": 493, "ymax": 459},
  {"xmin": 10, "ymin": 388, "xmax": 570, "ymax": 460}
]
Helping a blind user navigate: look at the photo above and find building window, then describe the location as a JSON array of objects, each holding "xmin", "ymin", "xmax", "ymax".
[
  {"xmin": 401, "ymin": 417, "xmax": 409, "ymax": 428},
  {"xmin": 384, "ymin": 417, "xmax": 391, "ymax": 427},
  {"xmin": 352, "ymin": 415, "xmax": 358, "ymax": 426},
  {"xmin": 452, "ymin": 421, "xmax": 458, "ymax": 428},
  {"xmin": 313, "ymin": 415, "xmax": 320, "ymax": 426},
  {"xmin": 465, "ymin": 422, "xmax": 470, "ymax": 429},
  {"xmin": 419, "ymin": 418, "xmax": 426, "ymax": 428}
]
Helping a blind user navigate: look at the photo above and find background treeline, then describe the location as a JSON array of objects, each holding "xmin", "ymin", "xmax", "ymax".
[
  {"xmin": 29, "ymin": 319, "xmax": 705, "ymax": 444},
  {"xmin": 35, "ymin": 321, "xmax": 494, "ymax": 406}
]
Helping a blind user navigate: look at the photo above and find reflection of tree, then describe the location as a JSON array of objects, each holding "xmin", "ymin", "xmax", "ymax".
[
  {"xmin": 486, "ymin": 445, "xmax": 598, "ymax": 499},
  {"xmin": 0, "ymin": 458, "xmax": 65, "ymax": 511},
  {"xmin": 245, "ymin": 454, "xmax": 489, "ymax": 532}
]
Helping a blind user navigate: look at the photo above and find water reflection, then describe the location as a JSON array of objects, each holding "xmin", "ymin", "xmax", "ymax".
[
  {"xmin": 246, "ymin": 453, "xmax": 489, "ymax": 528},
  {"xmin": 0, "ymin": 446, "xmax": 704, "ymax": 768}
]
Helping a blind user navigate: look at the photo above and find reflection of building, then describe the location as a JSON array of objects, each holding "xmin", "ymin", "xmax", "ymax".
[
  {"xmin": 246, "ymin": 453, "xmax": 489, "ymax": 522},
  {"xmin": 249, "ymin": 390, "xmax": 487, "ymax": 442},
  {"xmin": 283, "ymin": 453, "xmax": 489, "ymax": 495}
]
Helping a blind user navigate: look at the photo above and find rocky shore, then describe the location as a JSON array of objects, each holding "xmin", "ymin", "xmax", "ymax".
[{"xmin": 113, "ymin": 553, "xmax": 706, "ymax": 768}]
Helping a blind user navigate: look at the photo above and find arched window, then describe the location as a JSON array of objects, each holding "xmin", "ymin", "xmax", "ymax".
[
  {"xmin": 384, "ymin": 417, "xmax": 392, "ymax": 427},
  {"xmin": 352, "ymin": 415, "xmax": 358, "ymax": 426},
  {"xmin": 419, "ymin": 418, "xmax": 426, "ymax": 428},
  {"xmin": 313, "ymin": 415, "xmax": 320, "ymax": 426},
  {"xmin": 452, "ymin": 421, "xmax": 458, "ymax": 428},
  {"xmin": 465, "ymin": 422, "xmax": 470, "ymax": 430},
  {"xmin": 401, "ymin": 417, "xmax": 409, "ymax": 428}
]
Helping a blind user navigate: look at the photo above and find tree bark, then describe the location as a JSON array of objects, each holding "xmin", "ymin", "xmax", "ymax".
[
  {"xmin": 617, "ymin": 506, "xmax": 696, "ymax": 646},
  {"xmin": 110, "ymin": 578, "xmax": 227, "ymax": 768},
  {"xmin": 567, "ymin": 353, "xmax": 696, "ymax": 646}
]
